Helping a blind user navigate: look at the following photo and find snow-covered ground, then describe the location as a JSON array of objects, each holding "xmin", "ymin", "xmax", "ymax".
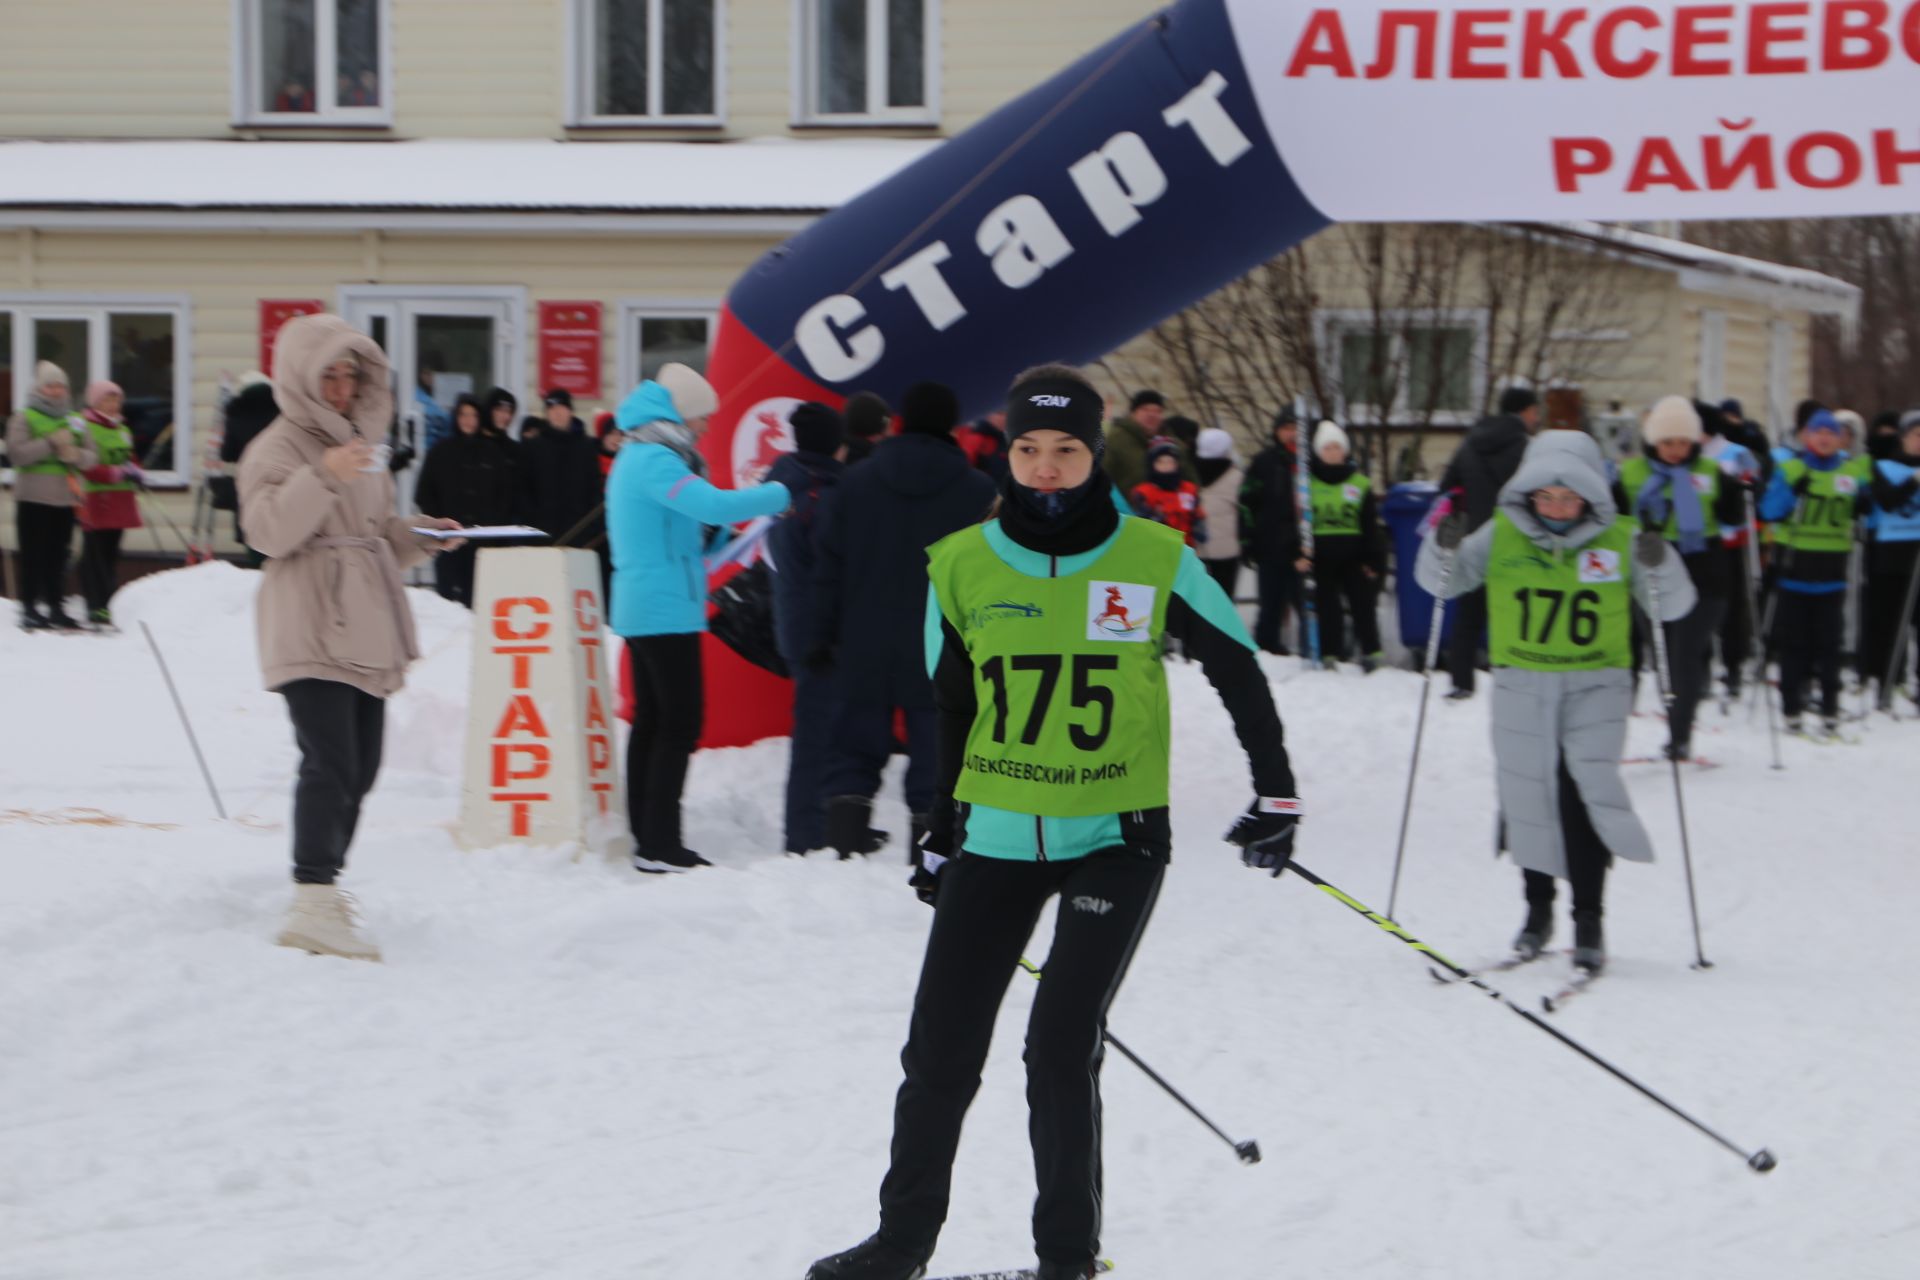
[{"xmin": 4, "ymin": 563, "xmax": 1915, "ymax": 1280}]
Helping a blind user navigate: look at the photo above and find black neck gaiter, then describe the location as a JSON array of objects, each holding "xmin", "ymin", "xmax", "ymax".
[{"xmin": 996, "ymin": 469, "xmax": 1121, "ymax": 558}]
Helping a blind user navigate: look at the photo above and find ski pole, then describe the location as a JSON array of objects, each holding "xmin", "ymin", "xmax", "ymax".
[
  {"xmin": 1635, "ymin": 535, "xmax": 1713, "ymax": 971},
  {"xmin": 1740, "ymin": 490, "xmax": 1783, "ymax": 769},
  {"xmin": 1018, "ymin": 957, "xmax": 1260, "ymax": 1166},
  {"xmin": 1279, "ymin": 860, "xmax": 1775, "ymax": 1174},
  {"xmin": 1294, "ymin": 438, "xmax": 1320, "ymax": 667},
  {"xmin": 1386, "ymin": 509, "xmax": 1458, "ymax": 921},
  {"xmin": 139, "ymin": 621, "xmax": 228, "ymax": 820},
  {"xmin": 1883, "ymin": 541, "xmax": 1920, "ymax": 719}
]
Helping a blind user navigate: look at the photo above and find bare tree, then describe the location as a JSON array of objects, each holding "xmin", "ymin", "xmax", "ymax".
[
  {"xmin": 1144, "ymin": 222, "xmax": 1643, "ymax": 489},
  {"xmin": 1680, "ymin": 215, "xmax": 1920, "ymax": 416}
]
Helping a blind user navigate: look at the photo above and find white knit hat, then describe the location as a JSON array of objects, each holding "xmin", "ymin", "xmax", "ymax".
[
  {"xmin": 1313, "ymin": 420, "xmax": 1350, "ymax": 456},
  {"xmin": 1642, "ymin": 395, "xmax": 1701, "ymax": 446},
  {"xmin": 1196, "ymin": 427, "xmax": 1236, "ymax": 462},
  {"xmin": 1833, "ymin": 409, "xmax": 1865, "ymax": 440},
  {"xmin": 33, "ymin": 360, "xmax": 69, "ymax": 389},
  {"xmin": 656, "ymin": 362, "xmax": 718, "ymax": 421}
]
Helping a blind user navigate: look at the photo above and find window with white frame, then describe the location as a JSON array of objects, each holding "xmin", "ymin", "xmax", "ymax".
[
  {"xmin": 1322, "ymin": 312, "xmax": 1484, "ymax": 422},
  {"xmin": 238, "ymin": 0, "xmax": 390, "ymax": 124},
  {"xmin": 799, "ymin": 0, "xmax": 934, "ymax": 123},
  {"xmin": 575, "ymin": 0, "xmax": 722, "ymax": 124},
  {"xmin": 620, "ymin": 306, "xmax": 715, "ymax": 393},
  {"xmin": 3, "ymin": 299, "xmax": 191, "ymax": 480}
]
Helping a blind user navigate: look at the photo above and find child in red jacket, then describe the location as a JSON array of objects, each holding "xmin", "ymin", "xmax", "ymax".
[{"xmin": 1129, "ymin": 437, "xmax": 1208, "ymax": 547}]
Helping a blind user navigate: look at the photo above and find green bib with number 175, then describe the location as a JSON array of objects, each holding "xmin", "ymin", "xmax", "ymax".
[
  {"xmin": 1486, "ymin": 512, "xmax": 1636, "ymax": 671},
  {"xmin": 926, "ymin": 518, "xmax": 1186, "ymax": 818}
]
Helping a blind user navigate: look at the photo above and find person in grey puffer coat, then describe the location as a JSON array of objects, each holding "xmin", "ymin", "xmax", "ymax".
[{"xmin": 1416, "ymin": 431, "xmax": 1695, "ymax": 973}]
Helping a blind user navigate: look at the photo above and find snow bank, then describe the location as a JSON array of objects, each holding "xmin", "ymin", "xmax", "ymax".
[{"xmin": 3, "ymin": 564, "xmax": 1915, "ymax": 1279}]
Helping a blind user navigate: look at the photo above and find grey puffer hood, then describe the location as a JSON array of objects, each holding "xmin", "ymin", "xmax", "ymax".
[{"xmin": 1497, "ymin": 430, "xmax": 1617, "ymax": 551}]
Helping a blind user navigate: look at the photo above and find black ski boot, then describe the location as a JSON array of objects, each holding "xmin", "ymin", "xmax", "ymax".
[
  {"xmin": 1572, "ymin": 910, "xmax": 1606, "ymax": 973},
  {"xmin": 1514, "ymin": 898, "xmax": 1553, "ymax": 959},
  {"xmin": 806, "ymin": 1231, "xmax": 932, "ymax": 1280},
  {"xmin": 826, "ymin": 795, "xmax": 889, "ymax": 860},
  {"xmin": 19, "ymin": 608, "xmax": 52, "ymax": 632}
]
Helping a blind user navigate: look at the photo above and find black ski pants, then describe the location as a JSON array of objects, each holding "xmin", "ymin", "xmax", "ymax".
[
  {"xmin": 624, "ymin": 633, "xmax": 704, "ymax": 855},
  {"xmin": 16, "ymin": 501, "xmax": 75, "ymax": 616},
  {"xmin": 1864, "ymin": 543, "xmax": 1920, "ymax": 693},
  {"xmin": 1717, "ymin": 544, "xmax": 1755, "ymax": 693},
  {"xmin": 1446, "ymin": 586, "xmax": 1490, "ymax": 695},
  {"xmin": 1200, "ymin": 555, "xmax": 1240, "ymax": 600},
  {"xmin": 1252, "ymin": 555, "xmax": 1301, "ymax": 653},
  {"xmin": 879, "ymin": 847, "xmax": 1165, "ymax": 1268},
  {"xmin": 1660, "ymin": 592, "xmax": 1727, "ymax": 750},
  {"xmin": 1522, "ymin": 760, "xmax": 1613, "ymax": 919},
  {"xmin": 79, "ymin": 528, "xmax": 124, "ymax": 615},
  {"xmin": 824, "ymin": 699, "xmax": 938, "ymax": 817},
  {"xmin": 783, "ymin": 667, "xmax": 834, "ymax": 853},
  {"xmin": 1312, "ymin": 558, "xmax": 1381, "ymax": 660},
  {"xmin": 282, "ymin": 678, "xmax": 386, "ymax": 886},
  {"xmin": 1772, "ymin": 591, "xmax": 1846, "ymax": 718}
]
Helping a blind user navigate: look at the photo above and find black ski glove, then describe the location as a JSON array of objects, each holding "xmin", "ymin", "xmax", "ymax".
[
  {"xmin": 909, "ymin": 801, "xmax": 957, "ymax": 906},
  {"xmin": 1791, "ymin": 471, "xmax": 1813, "ymax": 496},
  {"xmin": 1226, "ymin": 797, "xmax": 1303, "ymax": 877},
  {"xmin": 1435, "ymin": 511, "xmax": 1468, "ymax": 551}
]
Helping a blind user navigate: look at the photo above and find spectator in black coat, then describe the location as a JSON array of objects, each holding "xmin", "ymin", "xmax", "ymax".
[
  {"xmin": 807, "ymin": 382, "xmax": 996, "ymax": 857},
  {"xmin": 414, "ymin": 394, "xmax": 519, "ymax": 606},
  {"xmin": 767, "ymin": 402, "xmax": 848, "ymax": 855},
  {"xmin": 843, "ymin": 391, "xmax": 890, "ymax": 466},
  {"xmin": 1240, "ymin": 407, "xmax": 1304, "ymax": 653},
  {"xmin": 518, "ymin": 398, "xmax": 603, "ymax": 549},
  {"xmin": 1435, "ymin": 386, "xmax": 1540, "ymax": 697}
]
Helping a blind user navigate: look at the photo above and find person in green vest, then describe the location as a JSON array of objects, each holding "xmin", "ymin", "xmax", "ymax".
[
  {"xmin": 1758, "ymin": 409, "xmax": 1874, "ymax": 735},
  {"xmin": 74, "ymin": 379, "xmax": 146, "ymax": 630},
  {"xmin": 1300, "ymin": 420, "xmax": 1386, "ymax": 672},
  {"xmin": 1615, "ymin": 397, "xmax": 1749, "ymax": 760},
  {"xmin": 4, "ymin": 360, "xmax": 97, "ymax": 631},
  {"xmin": 808, "ymin": 364, "xmax": 1301, "ymax": 1280},
  {"xmin": 1416, "ymin": 431, "xmax": 1695, "ymax": 974}
]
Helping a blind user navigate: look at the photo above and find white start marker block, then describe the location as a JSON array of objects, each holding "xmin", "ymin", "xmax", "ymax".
[{"xmin": 459, "ymin": 548, "xmax": 629, "ymax": 859}]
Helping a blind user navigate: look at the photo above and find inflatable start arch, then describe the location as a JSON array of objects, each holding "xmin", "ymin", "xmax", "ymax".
[{"xmin": 695, "ymin": 0, "xmax": 1915, "ymax": 744}]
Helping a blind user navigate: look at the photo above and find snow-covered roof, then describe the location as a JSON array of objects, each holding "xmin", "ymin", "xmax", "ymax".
[
  {"xmin": 1525, "ymin": 220, "xmax": 1861, "ymax": 319},
  {"xmin": 0, "ymin": 138, "xmax": 943, "ymax": 214},
  {"xmin": 0, "ymin": 139, "xmax": 1860, "ymax": 318}
]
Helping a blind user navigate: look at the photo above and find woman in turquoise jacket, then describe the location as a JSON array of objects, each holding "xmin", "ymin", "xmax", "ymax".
[{"xmin": 606, "ymin": 363, "xmax": 789, "ymax": 872}]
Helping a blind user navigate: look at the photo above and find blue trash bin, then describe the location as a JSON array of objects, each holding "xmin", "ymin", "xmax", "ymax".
[{"xmin": 1383, "ymin": 482, "xmax": 1455, "ymax": 661}]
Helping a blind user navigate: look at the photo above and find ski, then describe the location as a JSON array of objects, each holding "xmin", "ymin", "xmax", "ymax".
[
  {"xmin": 1429, "ymin": 948, "xmax": 1564, "ymax": 985},
  {"xmin": 1621, "ymin": 755, "xmax": 1720, "ymax": 770},
  {"xmin": 1541, "ymin": 968, "xmax": 1601, "ymax": 1013},
  {"xmin": 927, "ymin": 1261, "xmax": 1113, "ymax": 1280}
]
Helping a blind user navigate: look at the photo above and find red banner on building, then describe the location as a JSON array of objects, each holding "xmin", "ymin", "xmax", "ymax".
[
  {"xmin": 538, "ymin": 301, "xmax": 603, "ymax": 400},
  {"xmin": 259, "ymin": 300, "xmax": 326, "ymax": 377}
]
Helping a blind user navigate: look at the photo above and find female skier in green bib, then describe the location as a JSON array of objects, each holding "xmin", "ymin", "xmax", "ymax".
[
  {"xmin": 807, "ymin": 366, "xmax": 1302, "ymax": 1280},
  {"xmin": 1416, "ymin": 431, "xmax": 1695, "ymax": 974}
]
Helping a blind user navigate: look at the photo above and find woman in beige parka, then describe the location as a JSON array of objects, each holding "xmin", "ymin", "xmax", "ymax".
[{"xmin": 238, "ymin": 313, "xmax": 463, "ymax": 961}]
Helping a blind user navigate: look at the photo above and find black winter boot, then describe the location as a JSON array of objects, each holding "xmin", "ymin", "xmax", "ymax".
[
  {"xmin": 1572, "ymin": 910, "xmax": 1605, "ymax": 973},
  {"xmin": 826, "ymin": 796, "xmax": 890, "ymax": 859},
  {"xmin": 1514, "ymin": 898, "xmax": 1553, "ymax": 959},
  {"xmin": 806, "ymin": 1232, "xmax": 933, "ymax": 1280}
]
